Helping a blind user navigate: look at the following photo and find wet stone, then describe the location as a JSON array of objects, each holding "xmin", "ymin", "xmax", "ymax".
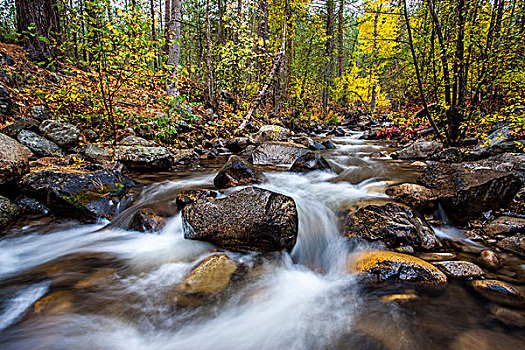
[
  {"xmin": 175, "ymin": 189, "xmax": 219, "ymax": 210},
  {"xmin": 348, "ymin": 250, "xmax": 447, "ymax": 286},
  {"xmin": 489, "ymin": 305, "xmax": 525, "ymax": 328},
  {"xmin": 433, "ymin": 261, "xmax": 484, "ymax": 279},
  {"xmin": 214, "ymin": 155, "xmax": 264, "ymax": 190},
  {"xmin": 416, "ymin": 252, "xmax": 457, "ymax": 262},
  {"xmin": 470, "ymin": 279, "xmax": 525, "ymax": 308}
]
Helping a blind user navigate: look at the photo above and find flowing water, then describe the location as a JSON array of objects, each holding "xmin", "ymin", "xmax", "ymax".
[{"xmin": 0, "ymin": 134, "xmax": 524, "ymax": 349}]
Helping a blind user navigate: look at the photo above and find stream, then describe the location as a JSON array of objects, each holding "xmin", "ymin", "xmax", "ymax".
[{"xmin": 0, "ymin": 133, "xmax": 524, "ymax": 349}]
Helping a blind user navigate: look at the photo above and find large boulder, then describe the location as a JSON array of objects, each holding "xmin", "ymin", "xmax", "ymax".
[
  {"xmin": 417, "ymin": 163, "xmax": 523, "ymax": 224},
  {"xmin": 340, "ymin": 202, "xmax": 441, "ymax": 250},
  {"xmin": 214, "ymin": 155, "xmax": 264, "ymax": 190},
  {"xmin": 290, "ymin": 152, "xmax": 331, "ymax": 172},
  {"xmin": 252, "ymin": 141, "xmax": 310, "ymax": 166},
  {"xmin": 0, "ymin": 195, "xmax": 20, "ymax": 230},
  {"xmin": 391, "ymin": 141, "xmax": 443, "ymax": 160},
  {"xmin": 183, "ymin": 187, "xmax": 298, "ymax": 253},
  {"xmin": 249, "ymin": 125, "xmax": 292, "ymax": 144},
  {"xmin": 385, "ymin": 183, "xmax": 437, "ymax": 213},
  {"xmin": 348, "ymin": 250, "xmax": 447, "ymax": 286},
  {"xmin": 19, "ymin": 169, "xmax": 138, "ymax": 221},
  {"xmin": 39, "ymin": 120, "xmax": 80, "ymax": 148},
  {"xmin": 0, "ymin": 118, "xmax": 41, "ymax": 138},
  {"xmin": 17, "ymin": 130, "xmax": 65, "ymax": 158},
  {"xmin": 0, "ymin": 133, "xmax": 29, "ymax": 185},
  {"xmin": 114, "ymin": 146, "xmax": 172, "ymax": 171}
]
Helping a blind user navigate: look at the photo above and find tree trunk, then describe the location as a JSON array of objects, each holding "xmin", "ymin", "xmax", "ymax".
[
  {"xmin": 403, "ymin": 0, "xmax": 444, "ymax": 143},
  {"xmin": 337, "ymin": 0, "xmax": 344, "ymax": 77},
  {"xmin": 150, "ymin": 0, "xmax": 157, "ymax": 69},
  {"xmin": 167, "ymin": 0, "xmax": 182, "ymax": 98},
  {"xmin": 322, "ymin": 0, "xmax": 335, "ymax": 117},
  {"xmin": 205, "ymin": 0, "xmax": 217, "ymax": 110},
  {"xmin": 15, "ymin": 0, "xmax": 61, "ymax": 62}
]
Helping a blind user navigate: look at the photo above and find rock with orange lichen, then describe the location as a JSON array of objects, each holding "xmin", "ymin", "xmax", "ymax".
[{"xmin": 348, "ymin": 250, "xmax": 447, "ymax": 286}]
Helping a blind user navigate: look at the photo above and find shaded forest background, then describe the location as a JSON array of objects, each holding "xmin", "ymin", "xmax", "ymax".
[{"xmin": 1, "ymin": 0, "xmax": 524, "ymax": 146}]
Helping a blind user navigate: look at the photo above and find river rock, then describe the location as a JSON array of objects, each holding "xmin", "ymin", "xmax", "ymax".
[
  {"xmin": 391, "ymin": 141, "xmax": 443, "ymax": 160},
  {"xmin": 176, "ymin": 189, "xmax": 219, "ymax": 210},
  {"xmin": 31, "ymin": 105, "xmax": 53, "ymax": 121},
  {"xmin": 17, "ymin": 130, "xmax": 65, "ymax": 158},
  {"xmin": 252, "ymin": 142, "xmax": 310, "ymax": 166},
  {"xmin": 0, "ymin": 133, "xmax": 29, "ymax": 185},
  {"xmin": 290, "ymin": 152, "xmax": 331, "ymax": 172},
  {"xmin": 496, "ymin": 234, "xmax": 524, "ymax": 256},
  {"xmin": 0, "ymin": 84, "xmax": 11, "ymax": 115},
  {"xmin": 417, "ymin": 163, "xmax": 523, "ymax": 224},
  {"xmin": 225, "ymin": 137, "xmax": 250, "ymax": 152},
  {"xmin": 16, "ymin": 196, "xmax": 50, "ymax": 216},
  {"xmin": 433, "ymin": 261, "xmax": 484, "ymax": 278},
  {"xmin": 0, "ymin": 195, "xmax": 20, "ymax": 230},
  {"xmin": 174, "ymin": 254, "xmax": 238, "ymax": 306},
  {"xmin": 19, "ymin": 169, "xmax": 137, "ymax": 221},
  {"xmin": 483, "ymin": 216, "xmax": 525, "ymax": 236},
  {"xmin": 130, "ymin": 208, "xmax": 168, "ymax": 232},
  {"xmin": 416, "ymin": 252, "xmax": 457, "ymax": 261},
  {"xmin": 470, "ymin": 125, "xmax": 515, "ymax": 158},
  {"xmin": 183, "ymin": 187, "xmax": 298, "ymax": 252},
  {"xmin": 470, "ymin": 280, "xmax": 525, "ymax": 308},
  {"xmin": 120, "ymin": 135, "xmax": 156, "ymax": 146},
  {"xmin": 348, "ymin": 250, "xmax": 447, "ymax": 286},
  {"xmin": 39, "ymin": 120, "xmax": 80, "ymax": 148},
  {"xmin": 321, "ymin": 140, "xmax": 336, "ymax": 149},
  {"xmin": 0, "ymin": 118, "xmax": 41, "ymax": 138},
  {"xmin": 114, "ymin": 146, "xmax": 172, "ymax": 171},
  {"xmin": 429, "ymin": 147, "xmax": 466, "ymax": 163},
  {"xmin": 340, "ymin": 202, "xmax": 441, "ymax": 250},
  {"xmin": 385, "ymin": 183, "xmax": 437, "ymax": 213},
  {"xmin": 214, "ymin": 155, "xmax": 264, "ymax": 190},
  {"xmin": 480, "ymin": 250, "xmax": 499, "ymax": 269},
  {"xmin": 249, "ymin": 125, "xmax": 292, "ymax": 144},
  {"xmin": 80, "ymin": 144, "xmax": 110, "ymax": 163}
]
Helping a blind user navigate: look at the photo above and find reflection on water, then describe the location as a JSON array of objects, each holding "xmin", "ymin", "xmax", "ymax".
[{"xmin": 0, "ymin": 134, "xmax": 524, "ymax": 349}]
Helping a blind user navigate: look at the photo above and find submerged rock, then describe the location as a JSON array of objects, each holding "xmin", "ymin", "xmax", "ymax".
[
  {"xmin": 385, "ymin": 183, "xmax": 437, "ymax": 213},
  {"xmin": 470, "ymin": 280, "xmax": 525, "ymax": 308},
  {"xmin": 417, "ymin": 163, "xmax": 523, "ymax": 224},
  {"xmin": 249, "ymin": 125, "xmax": 292, "ymax": 144},
  {"xmin": 348, "ymin": 250, "xmax": 447, "ymax": 286},
  {"xmin": 130, "ymin": 208, "xmax": 168, "ymax": 232},
  {"xmin": 19, "ymin": 169, "xmax": 138, "ymax": 221},
  {"xmin": 340, "ymin": 202, "xmax": 441, "ymax": 251},
  {"xmin": 16, "ymin": 196, "xmax": 50, "ymax": 216},
  {"xmin": 0, "ymin": 133, "xmax": 29, "ymax": 185},
  {"xmin": 214, "ymin": 155, "xmax": 264, "ymax": 190},
  {"xmin": 489, "ymin": 305, "xmax": 525, "ymax": 328},
  {"xmin": 17, "ymin": 130, "xmax": 65, "ymax": 158},
  {"xmin": 433, "ymin": 261, "xmax": 484, "ymax": 278},
  {"xmin": 39, "ymin": 120, "xmax": 80, "ymax": 148},
  {"xmin": 174, "ymin": 254, "xmax": 238, "ymax": 306},
  {"xmin": 416, "ymin": 252, "xmax": 457, "ymax": 261},
  {"xmin": 252, "ymin": 141, "xmax": 310, "ymax": 166},
  {"xmin": 391, "ymin": 141, "xmax": 443, "ymax": 160},
  {"xmin": 290, "ymin": 152, "xmax": 331, "ymax": 172},
  {"xmin": 0, "ymin": 195, "xmax": 20, "ymax": 230},
  {"xmin": 183, "ymin": 187, "xmax": 298, "ymax": 253},
  {"xmin": 114, "ymin": 146, "xmax": 172, "ymax": 171}
]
